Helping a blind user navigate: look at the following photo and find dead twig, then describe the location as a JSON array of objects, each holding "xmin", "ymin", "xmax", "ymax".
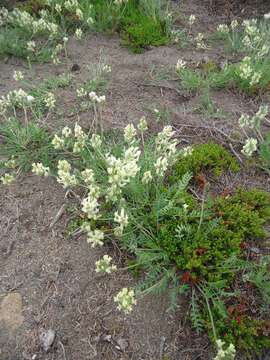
[
  {"xmin": 49, "ymin": 204, "xmax": 67, "ymax": 229},
  {"xmin": 174, "ymin": 124, "xmax": 240, "ymax": 144},
  {"xmin": 229, "ymin": 143, "xmax": 243, "ymax": 164},
  {"xmin": 59, "ymin": 340, "xmax": 67, "ymax": 360}
]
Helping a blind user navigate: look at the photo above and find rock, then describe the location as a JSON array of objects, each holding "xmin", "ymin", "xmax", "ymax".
[
  {"xmin": 116, "ymin": 337, "xmax": 129, "ymax": 351},
  {"xmin": 39, "ymin": 329, "xmax": 56, "ymax": 352},
  {"xmin": 0, "ymin": 292, "xmax": 24, "ymax": 331}
]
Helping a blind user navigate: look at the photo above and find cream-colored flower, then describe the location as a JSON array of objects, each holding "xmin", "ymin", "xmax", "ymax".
[
  {"xmin": 114, "ymin": 288, "xmax": 136, "ymax": 314},
  {"xmin": 95, "ymin": 255, "xmax": 117, "ymax": 273}
]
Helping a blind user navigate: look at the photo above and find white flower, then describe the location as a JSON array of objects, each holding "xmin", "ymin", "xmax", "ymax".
[
  {"xmin": 87, "ymin": 17, "xmax": 94, "ymax": 25},
  {"xmin": 26, "ymin": 95, "xmax": 34, "ymax": 103},
  {"xmin": 95, "ymin": 255, "xmax": 117, "ymax": 273},
  {"xmin": 214, "ymin": 339, "xmax": 236, "ymax": 360},
  {"xmin": 106, "ymin": 146, "xmax": 141, "ymax": 191},
  {"xmin": 62, "ymin": 126, "xmax": 72, "ymax": 138},
  {"xmin": 195, "ymin": 33, "xmax": 206, "ymax": 49},
  {"xmin": 238, "ymin": 114, "xmax": 250, "ymax": 128},
  {"xmin": 13, "ymin": 70, "xmax": 24, "ymax": 81},
  {"xmin": 86, "ymin": 228, "xmax": 104, "ymax": 247},
  {"xmin": 81, "ymin": 168, "xmax": 95, "ymax": 185},
  {"xmin": 89, "ymin": 91, "xmax": 106, "ymax": 103},
  {"xmin": 176, "ymin": 58, "xmax": 186, "ymax": 71},
  {"xmin": 74, "ymin": 123, "xmax": 86, "ymax": 140},
  {"xmin": 76, "ymin": 8, "xmax": 83, "ymax": 20},
  {"xmin": 124, "ymin": 123, "xmax": 137, "ymax": 144},
  {"xmin": 217, "ymin": 24, "xmax": 229, "ymax": 33},
  {"xmin": 77, "ymin": 88, "xmax": 87, "ymax": 98},
  {"xmin": 63, "ymin": 36, "xmax": 68, "ymax": 43},
  {"xmin": 241, "ymin": 138, "xmax": 258, "ymax": 157},
  {"xmin": 1, "ymin": 173, "xmax": 15, "ymax": 185},
  {"xmin": 5, "ymin": 157, "xmax": 16, "ymax": 169},
  {"xmin": 230, "ymin": 19, "xmax": 238, "ymax": 29},
  {"xmin": 75, "ymin": 28, "xmax": 83, "ymax": 39},
  {"xmin": 57, "ymin": 160, "xmax": 77, "ymax": 188},
  {"xmin": 181, "ymin": 146, "xmax": 193, "ymax": 157},
  {"xmin": 142, "ymin": 170, "xmax": 152, "ymax": 184},
  {"xmin": 27, "ymin": 40, "xmax": 36, "ymax": 52},
  {"xmin": 32, "ymin": 162, "xmax": 50, "ymax": 177},
  {"xmin": 101, "ymin": 64, "xmax": 111, "ymax": 73},
  {"xmin": 188, "ymin": 14, "xmax": 196, "ymax": 26},
  {"xmin": 114, "ymin": 208, "xmax": 128, "ymax": 228},
  {"xmin": 250, "ymin": 72, "xmax": 261, "ymax": 86},
  {"xmin": 114, "ymin": 288, "xmax": 136, "ymax": 314},
  {"xmin": 44, "ymin": 92, "xmax": 56, "ymax": 109},
  {"xmin": 114, "ymin": 225, "xmax": 124, "ymax": 237},
  {"xmin": 52, "ymin": 134, "xmax": 65, "ymax": 149},
  {"xmin": 264, "ymin": 13, "xmax": 270, "ymax": 20},
  {"xmin": 81, "ymin": 193, "xmax": 99, "ymax": 219},
  {"xmin": 55, "ymin": 4, "xmax": 62, "ymax": 12},
  {"xmin": 137, "ymin": 116, "xmax": 148, "ymax": 133},
  {"xmin": 154, "ymin": 156, "xmax": 168, "ymax": 177},
  {"xmin": 91, "ymin": 134, "xmax": 102, "ymax": 148}
]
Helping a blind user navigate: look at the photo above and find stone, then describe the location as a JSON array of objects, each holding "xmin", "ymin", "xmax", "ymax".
[{"xmin": 0, "ymin": 292, "xmax": 24, "ymax": 332}]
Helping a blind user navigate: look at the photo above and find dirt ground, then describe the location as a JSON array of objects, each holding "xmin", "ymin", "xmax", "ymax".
[{"xmin": 1, "ymin": 0, "xmax": 270, "ymax": 359}]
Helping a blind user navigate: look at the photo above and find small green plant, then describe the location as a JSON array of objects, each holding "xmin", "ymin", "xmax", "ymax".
[
  {"xmin": 0, "ymin": 118, "xmax": 56, "ymax": 172},
  {"xmin": 237, "ymin": 104, "xmax": 270, "ymax": 172},
  {"xmin": 7, "ymin": 117, "xmax": 267, "ymax": 357},
  {"xmin": 171, "ymin": 142, "xmax": 240, "ymax": 179},
  {"xmin": 0, "ymin": 71, "xmax": 63, "ymax": 121}
]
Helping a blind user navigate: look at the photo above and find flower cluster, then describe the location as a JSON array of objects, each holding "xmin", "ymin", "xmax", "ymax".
[
  {"xmin": 9, "ymin": 9, "xmax": 59, "ymax": 38},
  {"xmin": 214, "ymin": 339, "xmax": 236, "ymax": 360},
  {"xmin": 106, "ymin": 145, "xmax": 141, "ymax": 200},
  {"xmin": 176, "ymin": 58, "xmax": 186, "ymax": 71},
  {"xmin": 238, "ymin": 105, "xmax": 268, "ymax": 130},
  {"xmin": 114, "ymin": 208, "xmax": 129, "ymax": 236},
  {"xmin": 188, "ymin": 14, "xmax": 196, "ymax": 27},
  {"xmin": 195, "ymin": 33, "xmax": 206, "ymax": 49},
  {"xmin": 51, "ymin": 123, "xmax": 87, "ymax": 153},
  {"xmin": 95, "ymin": 255, "xmax": 117, "ymax": 273},
  {"xmin": 89, "ymin": 91, "xmax": 106, "ymax": 103},
  {"xmin": 81, "ymin": 192, "xmax": 100, "ymax": 219},
  {"xmin": 0, "ymin": 7, "xmax": 9, "ymax": 26},
  {"xmin": 154, "ymin": 125, "xmax": 178, "ymax": 177},
  {"xmin": 32, "ymin": 162, "xmax": 50, "ymax": 177},
  {"xmin": 238, "ymin": 56, "xmax": 261, "ymax": 87},
  {"xmin": 241, "ymin": 138, "xmax": 258, "ymax": 157},
  {"xmin": 57, "ymin": 160, "xmax": 77, "ymax": 188},
  {"xmin": 0, "ymin": 89, "xmax": 34, "ymax": 114},
  {"xmin": 238, "ymin": 105, "xmax": 268, "ymax": 157},
  {"xmin": 82, "ymin": 223, "xmax": 104, "ymax": 247},
  {"xmin": 0, "ymin": 173, "xmax": 15, "ymax": 185},
  {"xmin": 114, "ymin": 288, "xmax": 136, "ymax": 314}
]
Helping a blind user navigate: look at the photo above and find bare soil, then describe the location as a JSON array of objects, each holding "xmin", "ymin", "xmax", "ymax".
[{"xmin": 1, "ymin": 0, "xmax": 270, "ymax": 359}]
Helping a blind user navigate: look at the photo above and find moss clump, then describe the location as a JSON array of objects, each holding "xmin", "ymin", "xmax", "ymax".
[
  {"xmin": 157, "ymin": 189, "xmax": 270, "ymax": 282},
  {"xmin": 121, "ymin": 15, "xmax": 169, "ymax": 53},
  {"xmin": 172, "ymin": 142, "xmax": 240, "ymax": 179}
]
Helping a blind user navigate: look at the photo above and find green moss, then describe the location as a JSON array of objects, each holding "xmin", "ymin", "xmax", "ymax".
[
  {"xmin": 121, "ymin": 15, "xmax": 169, "ymax": 53},
  {"xmin": 213, "ymin": 316, "xmax": 270, "ymax": 356},
  {"xmin": 156, "ymin": 189, "xmax": 270, "ymax": 282},
  {"xmin": 172, "ymin": 142, "xmax": 240, "ymax": 179}
]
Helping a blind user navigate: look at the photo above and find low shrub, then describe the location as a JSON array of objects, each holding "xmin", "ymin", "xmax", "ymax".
[{"xmin": 171, "ymin": 142, "xmax": 240, "ymax": 180}]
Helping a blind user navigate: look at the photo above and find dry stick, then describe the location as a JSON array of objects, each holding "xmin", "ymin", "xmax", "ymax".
[
  {"xmin": 174, "ymin": 124, "xmax": 240, "ymax": 144},
  {"xmin": 229, "ymin": 143, "xmax": 243, "ymax": 164},
  {"xmin": 49, "ymin": 204, "xmax": 67, "ymax": 229},
  {"xmin": 59, "ymin": 341, "xmax": 67, "ymax": 360},
  {"xmin": 132, "ymin": 81, "xmax": 188, "ymax": 98}
]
